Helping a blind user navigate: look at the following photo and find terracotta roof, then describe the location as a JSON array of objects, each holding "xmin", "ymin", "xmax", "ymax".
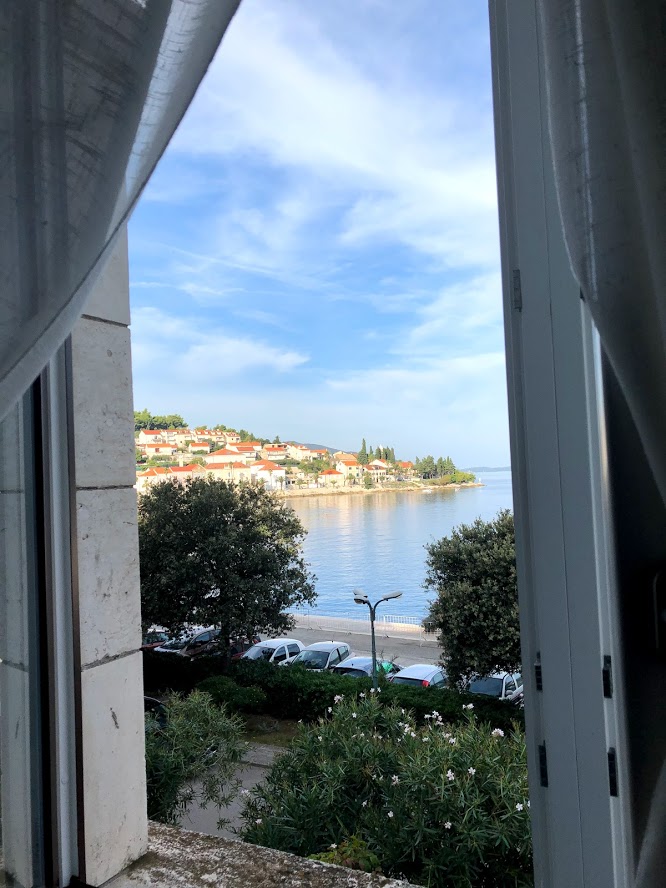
[
  {"xmin": 168, "ymin": 465, "xmax": 202, "ymax": 474},
  {"xmin": 232, "ymin": 462, "xmax": 251, "ymax": 470},
  {"xmin": 254, "ymin": 460, "xmax": 284, "ymax": 471},
  {"xmin": 141, "ymin": 430, "xmax": 163, "ymax": 435},
  {"xmin": 321, "ymin": 469, "xmax": 343, "ymax": 475},
  {"xmin": 145, "ymin": 443, "xmax": 174, "ymax": 450},
  {"xmin": 205, "ymin": 462, "xmax": 233, "ymax": 471},
  {"xmin": 339, "ymin": 460, "xmax": 360, "ymax": 466},
  {"xmin": 209, "ymin": 448, "xmax": 240, "ymax": 457}
]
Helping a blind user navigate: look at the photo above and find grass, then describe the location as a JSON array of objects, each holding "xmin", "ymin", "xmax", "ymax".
[{"xmin": 242, "ymin": 714, "xmax": 301, "ymax": 747}]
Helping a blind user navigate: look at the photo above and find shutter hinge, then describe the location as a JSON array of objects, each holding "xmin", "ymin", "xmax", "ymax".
[
  {"xmin": 602, "ymin": 655, "xmax": 613, "ymax": 698},
  {"xmin": 534, "ymin": 652, "xmax": 542, "ymax": 691},
  {"xmin": 608, "ymin": 747, "xmax": 618, "ymax": 796},
  {"xmin": 538, "ymin": 743, "xmax": 549, "ymax": 787},
  {"xmin": 512, "ymin": 269, "xmax": 523, "ymax": 311}
]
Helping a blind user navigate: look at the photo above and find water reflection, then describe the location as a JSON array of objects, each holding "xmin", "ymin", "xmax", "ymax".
[{"xmin": 290, "ymin": 473, "xmax": 513, "ymax": 618}]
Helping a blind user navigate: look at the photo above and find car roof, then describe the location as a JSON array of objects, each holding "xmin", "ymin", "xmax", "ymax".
[
  {"xmin": 303, "ymin": 641, "xmax": 348, "ymax": 652},
  {"xmin": 393, "ymin": 663, "xmax": 442, "ymax": 680},
  {"xmin": 255, "ymin": 638, "xmax": 301, "ymax": 649},
  {"xmin": 333, "ymin": 656, "xmax": 389, "ymax": 669}
]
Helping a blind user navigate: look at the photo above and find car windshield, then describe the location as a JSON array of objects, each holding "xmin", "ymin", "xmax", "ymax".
[
  {"xmin": 391, "ymin": 676, "xmax": 427, "ymax": 687},
  {"xmin": 159, "ymin": 637, "xmax": 189, "ymax": 650},
  {"xmin": 294, "ymin": 650, "xmax": 329, "ymax": 668},
  {"xmin": 469, "ymin": 677, "xmax": 503, "ymax": 697},
  {"xmin": 243, "ymin": 645, "xmax": 273, "ymax": 661}
]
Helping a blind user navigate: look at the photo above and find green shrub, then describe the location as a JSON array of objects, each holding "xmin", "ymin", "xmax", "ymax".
[
  {"xmin": 241, "ymin": 697, "xmax": 531, "ymax": 888},
  {"xmin": 145, "ymin": 690, "xmax": 247, "ymax": 827},
  {"xmin": 143, "ymin": 649, "xmax": 225, "ymax": 694},
  {"xmin": 309, "ymin": 836, "xmax": 381, "ymax": 873},
  {"xmin": 197, "ymin": 675, "xmax": 267, "ymax": 714},
  {"xmin": 230, "ymin": 660, "xmax": 522, "ymax": 732}
]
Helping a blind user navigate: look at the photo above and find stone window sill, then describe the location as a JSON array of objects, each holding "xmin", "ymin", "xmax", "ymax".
[{"xmin": 106, "ymin": 823, "xmax": 416, "ymax": 888}]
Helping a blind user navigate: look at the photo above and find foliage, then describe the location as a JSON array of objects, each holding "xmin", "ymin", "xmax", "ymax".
[
  {"xmin": 363, "ymin": 473, "xmax": 375, "ymax": 489},
  {"xmin": 357, "ymin": 439, "xmax": 369, "ymax": 465},
  {"xmin": 220, "ymin": 660, "xmax": 522, "ymax": 731},
  {"xmin": 198, "ymin": 675, "xmax": 267, "ymax": 713},
  {"xmin": 309, "ymin": 836, "xmax": 381, "ymax": 873},
  {"xmin": 425, "ymin": 510, "xmax": 520, "ymax": 684},
  {"xmin": 414, "ymin": 455, "xmax": 469, "ymax": 480},
  {"xmin": 240, "ymin": 697, "xmax": 531, "ymax": 887},
  {"xmin": 138, "ymin": 477, "xmax": 316, "ymax": 645},
  {"xmin": 145, "ymin": 691, "xmax": 247, "ymax": 827},
  {"xmin": 135, "ymin": 409, "xmax": 187, "ymax": 431}
]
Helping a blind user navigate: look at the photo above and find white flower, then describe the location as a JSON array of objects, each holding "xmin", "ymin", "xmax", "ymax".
[
  {"xmin": 463, "ymin": 703, "xmax": 474, "ymax": 710},
  {"xmin": 318, "ymin": 736, "xmax": 323, "ymax": 742},
  {"xmin": 377, "ymin": 688, "xmax": 382, "ymax": 693},
  {"xmin": 240, "ymin": 788, "xmax": 250, "ymax": 796},
  {"xmin": 422, "ymin": 736, "xmax": 430, "ymax": 742},
  {"xmin": 516, "ymin": 803, "xmax": 524, "ymax": 811},
  {"xmin": 387, "ymin": 810, "xmax": 394, "ymax": 819},
  {"xmin": 401, "ymin": 708, "xmax": 405, "ymax": 715},
  {"xmin": 392, "ymin": 775, "xmax": 400, "ymax": 785},
  {"xmin": 424, "ymin": 714, "xmax": 432, "ymax": 720},
  {"xmin": 448, "ymin": 737, "xmax": 457, "ymax": 745},
  {"xmin": 351, "ymin": 712, "xmax": 357, "ymax": 719},
  {"xmin": 443, "ymin": 732, "xmax": 451, "ymax": 739},
  {"xmin": 468, "ymin": 767, "xmax": 476, "ymax": 776},
  {"xmin": 359, "ymin": 692, "xmax": 366, "ymax": 698},
  {"xmin": 362, "ymin": 800, "xmax": 368, "ymax": 807},
  {"xmin": 444, "ymin": 821, "xmax": 452, "ymax": 830},
  {"xmin": 255, "ymin": 818, "xmax": 262, "ymax": 825},
  {"xmin": 327, "ymin": 707, "xmax": 332, "ymax": 713},
  {"xmin": 410, "ymin": 731, "xmax": 417, "ymax": 738},
  {"xmin": 492, "ymin": 728, "xmax": 505, "ymax": 738},
  {"xmin": 447, "ymin": 769, "xmax": 455, "ymax": 782},
  {"xmin": 370, "ymin": 688, "xmax": 376, "ymax": 694},
  {"xmin": 527, "ymin": 800, "xmax": 531, "ymax": 808},
  {"xmin": 432, "ymin": 710, "xmax": 439, "ymax": 717},
  {"xmin": 334, "ymin": 695, "xmax": 344, "ymax": 704},
  {"xmin": 329, "ymin": 843, "xmax": 337, "ymax": 850}
]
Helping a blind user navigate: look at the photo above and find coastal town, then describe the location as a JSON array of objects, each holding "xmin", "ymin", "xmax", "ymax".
[{"xmin": 135, "ymin": 424, "xmax": 475, "ymax": 495}]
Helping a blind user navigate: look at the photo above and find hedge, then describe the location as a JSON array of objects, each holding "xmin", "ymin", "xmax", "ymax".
[
  {"xmin": 204, "ymin": 660, "xmax": 523, "ymax": 733},
  {"xmin": 143, "ymin": 650, "xmax": 523, "ymax": 733}
]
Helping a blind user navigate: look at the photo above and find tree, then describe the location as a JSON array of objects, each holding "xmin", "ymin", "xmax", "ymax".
[
  {"xmin": 368, "ymin": 446, "xmax": 375, "ymax": 461},
  {"xmin": 358, "ymin": 438, "xmax": 368, "ymax": 465},
  {"xmin": 273, "ymin": 435, "xmax": 281, "ymax": 444},
  {"xmin": 424, "ymin": 510, "xmax": 520, "ymax": 684},
  {"xmin": 134, "ymin": 408, "xmax": 152, "ymax": 431},
  {"xmin": 139, "ymin": 477, "xmax": 317, "ymax": 647},
  {"xmin": 151, "ymin": 414, "xmax": 187, "ymax": 429},
  {"xmin": 419, "ymin": 455, "xmax": 436, "ymax": 478},
  {"xmin": 363, "ymin": 472, "xmax": 374, "ymax": 489}
]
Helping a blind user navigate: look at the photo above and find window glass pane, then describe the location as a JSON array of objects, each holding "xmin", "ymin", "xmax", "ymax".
[{"xmin": 0, "ymin": 394, "xmax": 46, "ymax": 887}]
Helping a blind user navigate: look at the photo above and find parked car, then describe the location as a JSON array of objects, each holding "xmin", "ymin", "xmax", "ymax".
[
  {"xmin": 332, "ymin": 656, "xmax": 402, "ymax": 679},
  {"xmin": 241, "ymin": 638, "xmax": 304, "ymax": 665},
  {"xmin": 467, "ymin": 671, "xmax": 523, "ymax": 702},
  {"xmin": 229, "ymin": 636, "xmax": 261, "ymax": 660},
  {"xmin": 288, "ymin": 641, "xmax": 352, "ymax": 671},
  {"xmin": 176, "ymin": 628, "xmax": 221, "ymax": 658},
  {"xmin": 387, "ymin": 663, "xmax": 448, "ymax": 688},
  {"xmin": 141, "ymin": 631, "xmax": 169, "ymax": 650}
]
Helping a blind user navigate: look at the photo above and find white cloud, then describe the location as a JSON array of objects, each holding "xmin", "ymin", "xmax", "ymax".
[
  {"xmin": 131, "ymin": 307, "xmax": 309, "ymax": 378},
  {"xmin": 168, "ymin": 0, "xmax": 499, "ymax": 270}
]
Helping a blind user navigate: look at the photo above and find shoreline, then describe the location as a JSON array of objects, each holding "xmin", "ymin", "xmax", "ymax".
[{"xmin": 276, "ymin": 481, "xmax": 483, "ymax": 499}]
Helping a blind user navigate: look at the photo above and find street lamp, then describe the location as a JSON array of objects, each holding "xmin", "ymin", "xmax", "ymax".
[{"xmin": 353, "ymin": 590, "xmax": 403, "ymax": 690}]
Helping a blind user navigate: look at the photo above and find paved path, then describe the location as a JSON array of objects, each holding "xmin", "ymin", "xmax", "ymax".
[{"xmin": 183, "ymin": 744, "xmax": 280, "ymax": 839}]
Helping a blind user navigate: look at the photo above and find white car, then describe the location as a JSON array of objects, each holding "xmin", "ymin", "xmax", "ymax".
[
  {"xmin": 387, "ymin": 663, "xmax": 448, "ymax": 688},
  {"xmin": 288, "ymin": 641, "xmax": 352, "ymax": 671},
  {"xmin": 468, "ymin": 671, "xmax": 523, "ymax": 702},
  {"xmin": 241, "ymin": 637, "xmax": 304, "ymax": 665}
]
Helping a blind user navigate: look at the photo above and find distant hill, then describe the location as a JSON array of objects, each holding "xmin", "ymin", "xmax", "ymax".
[
  {"xmin": 464, "ymin": 466, "xmax": 512, "ymax": 473},
  {"xmin": 297, "ymin": 442, "xmax": 339, "ymax": 454}
]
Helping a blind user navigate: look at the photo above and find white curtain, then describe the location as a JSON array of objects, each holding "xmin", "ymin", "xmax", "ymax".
[
  {"xmin": 538, "ymin": 0, "xmax": 666, "ymax": 503},
  {"xmin": 0, "ymin": 0, "xmax": 241, "ymax": 417}
]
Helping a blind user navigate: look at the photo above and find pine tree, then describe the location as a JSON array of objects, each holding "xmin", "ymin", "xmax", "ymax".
[
  {"xmin": 358, "ymin": 438, "xmax": 368, "ymax": 465},
  {"xmin": 368, "ymin": 446, "xmax": 375, "ymax": 461}
]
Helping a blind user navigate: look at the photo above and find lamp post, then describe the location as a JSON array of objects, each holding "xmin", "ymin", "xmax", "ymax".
[{"xmin": 353, "ymin": 590, "xmax": 403, "ymax": 690}]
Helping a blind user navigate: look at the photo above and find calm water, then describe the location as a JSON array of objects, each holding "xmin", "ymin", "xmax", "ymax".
[{"xmin": 290, "ymin": 472, "xmax": 513, "ymax": 619}]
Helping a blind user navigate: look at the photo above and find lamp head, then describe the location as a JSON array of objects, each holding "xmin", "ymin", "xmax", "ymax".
[
  {"xmin": 353, "ymin": 591, "xmax": 369, "ymax": 605},
  {"xmin": 381, "ymin": 591, "xmax": 403, "ymax": 602}
]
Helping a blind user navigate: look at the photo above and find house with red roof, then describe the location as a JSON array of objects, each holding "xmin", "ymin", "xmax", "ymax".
[
  {"xmin": 251, "ymin": 459, "xmax": 286, "ymax": 491},
  {"xmin": 319, "ymin": 468, "xmax": 344, "ymax": 487},
  {"xmin": 137, "ymin": 429, "xmax": 165, "ymax": 445},
  {"xmin": 204, "ymin": 448, "xmax": 248, "ymax": 465},
  {"xmin": 260, "ymin": 443, "xmax": 288, "ymax": 461},
  {"xmin": 143, "ymin": 442, "xmax": 176, "ymax": 456},
  {"xmin": 336, "ymin": 458, "xmax": 363, "ymax": 482}
]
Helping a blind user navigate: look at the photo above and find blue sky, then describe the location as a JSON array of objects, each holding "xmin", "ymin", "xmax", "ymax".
[{"xmin": 129, "ymin": 0, "xmax": 510, "ymax": 465}]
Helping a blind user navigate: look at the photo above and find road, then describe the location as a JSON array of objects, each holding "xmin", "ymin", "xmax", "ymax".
[{"xmin": 290, "ymin": 614, "xmax": 441, "ymax": 668}]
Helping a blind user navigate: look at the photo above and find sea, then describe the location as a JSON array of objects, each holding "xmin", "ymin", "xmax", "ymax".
[{"xmin": 289, "ymin": 471, "xmax": 514, "ymax": 620}]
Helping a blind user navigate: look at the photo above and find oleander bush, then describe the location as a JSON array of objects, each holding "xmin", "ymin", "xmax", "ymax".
[
  {"xmin": 240, "ymin": 696, "xmax": 532, "ymax": 888},
  {"xmin": 145, "ymin": 691, "xmax": 247, "ymax": 827}
]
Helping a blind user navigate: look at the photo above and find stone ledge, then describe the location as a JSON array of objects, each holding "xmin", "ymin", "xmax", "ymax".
[{"xmin": 106, "ymin": 822, "xmax": 417, "ymax": 888}]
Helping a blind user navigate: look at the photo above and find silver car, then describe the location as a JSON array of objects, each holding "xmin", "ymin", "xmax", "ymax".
[
  {"xmin": 387, "ymin": 663, "xmax": 448, "ymax": 688},
  {"xmin": 468, "ymin": 671, "xmax": 523, "ymax": 702},
  {"xmin": 289, "ymin": 641, "xmax": 352, "ymax": 671},
  {"xmin": 241, "ymin": 638, "xmax": 304, "ymax": 665}
]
